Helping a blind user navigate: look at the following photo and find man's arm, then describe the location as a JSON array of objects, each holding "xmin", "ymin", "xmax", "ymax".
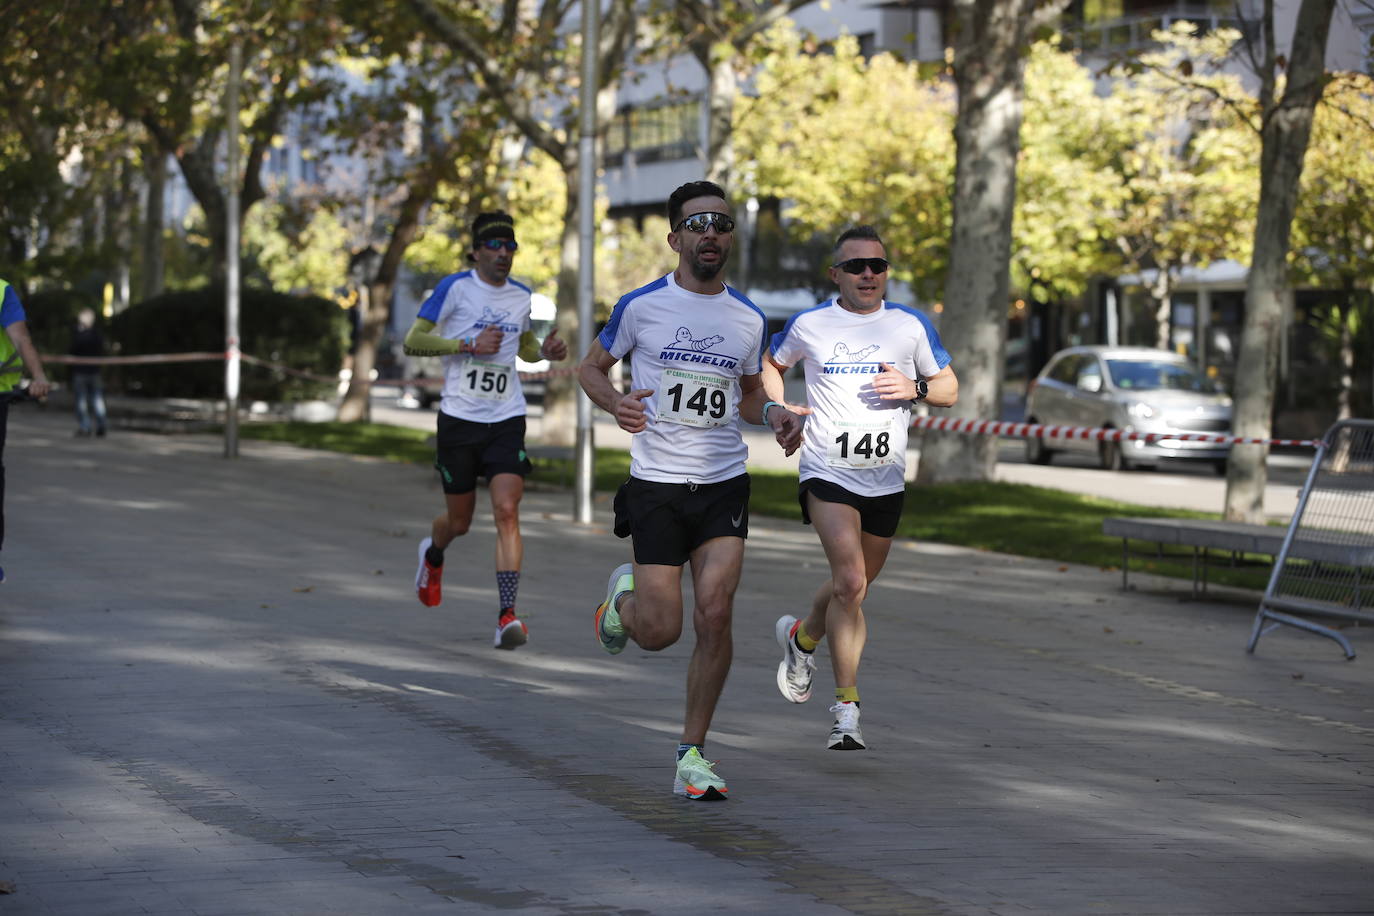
[
  {"xmin": 578, "ymin": 340, "xmax": 653, "ymax": 433},
  {"xmin": 403, "ymin": 318, "xmax": 502, "ymax": 357},
  {"xmin": 5, "ymin": 320, "xmax": 49, "ymax": 398},
  {"xmin": 923, "ymin": 365, "xmax": 958, "ymax": 407},
  {"xmin": 741, "ymin": 357, "xmax": 807, "ymax": 455},
  {"xmin": 518, "ymin": 327, "xmax": 568, "ymax": 363},
  {"xmin": 873, "ymin": 362, "xmax": 957, "ymax": 408}
]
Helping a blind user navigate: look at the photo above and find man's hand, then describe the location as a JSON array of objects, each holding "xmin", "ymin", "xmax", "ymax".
[
  {"xmin": 473, "ymin": 325, "xmax": 504, "ymax": 355},
  {"xmin": 873, "ymin": 362, "xmax": 917, "ymax": 400},
  {"xmin": 25, "ymin": 379, "xmax": 50, "ymax": 400},
  {"xmin": 617, "ymin": 389, "xmax": 654, "ymax": 433},
  {"xmin": 769, "ymin": 402, "xmax": 810, "ymax": 456},
  {"xmin": 539, "ymin": 327, "xmax": 568, "ymax": 361}
]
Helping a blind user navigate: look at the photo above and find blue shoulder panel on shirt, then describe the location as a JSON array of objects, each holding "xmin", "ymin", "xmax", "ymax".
[
  {"xmin": 416, "ymin": 272, "xmax": 469, "ymax": 322},
  {"xmin": 726, "ymin": 286, "xmax": 770, "ymax": 373},
  {"xmin": 508, "ymin": 277, "xmax": 532, "ymax": 294},
  {"xmin": 0, "ymin": 283, "xmax": 26, "ymax": 328},
  {"xmin": 598, "ymin": 276, "xmax": 668, "ymax": 350},
  {"xmin": 885, "ymin": 302, "xmax": 951, "ymax": 368},
  {"xmin": 769, "ymin": 299, "xmax": 831, "ymax": 358}
]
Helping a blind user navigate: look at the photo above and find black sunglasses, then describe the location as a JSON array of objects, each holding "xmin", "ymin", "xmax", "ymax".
[
  {"xmin": 674, "ymin": 211, "xmax": 736, "ymax": 234},
  {"xmin": 833, "ymin": 257, "xmax": 889, "ymax": 275},
  {"xmin": 480, "ymin": 238, "xmax": 519, "ymax": 252}
]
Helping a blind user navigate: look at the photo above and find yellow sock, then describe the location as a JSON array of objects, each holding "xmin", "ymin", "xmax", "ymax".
[
  {"xmin": 794, "ymin": 621, "xmax": 819, "ymax": 652},
  {"xmin": 835, "ymin": 686, "xmax": 860, "ymax": 705}
]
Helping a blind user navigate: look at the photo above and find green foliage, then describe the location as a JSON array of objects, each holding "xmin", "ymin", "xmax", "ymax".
[
  {"xmin": 109, "ymin": 285, "xmax": 349, "ymax": 401},
  {"xmin": 735, "ymin": 25, "xmax": 955, "ymax": 300},
  {"xmin": 242, "ymin": 197, "xmax": 351, "ymax": 299}
]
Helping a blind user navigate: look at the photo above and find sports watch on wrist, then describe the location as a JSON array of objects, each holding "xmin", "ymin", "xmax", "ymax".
[{"xmin": 912, "ymin": 378, "xmax": 929, "ymax": 402}]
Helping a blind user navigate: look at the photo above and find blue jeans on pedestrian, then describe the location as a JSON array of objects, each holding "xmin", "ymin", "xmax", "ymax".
[{"xmin": 73, "ymin": 372, "xmax": 107, "ymax": 436}]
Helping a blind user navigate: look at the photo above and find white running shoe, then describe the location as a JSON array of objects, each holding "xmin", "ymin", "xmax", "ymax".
[
  {"xmin": 827, "ymin": 701, "xmax": 866, "ymax": 750},
  {"xmin": 672, "ymin": 747, "xmax": 728, "ymax": 800},
  {"xmin": 775, "ymin": 615, "xmax": 815, "ymax": 703}
]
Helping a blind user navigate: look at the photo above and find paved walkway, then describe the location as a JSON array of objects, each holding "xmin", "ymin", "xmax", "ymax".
[{"xmin": 2, "ymin": 404, "xmax": 1371, "ymax": 915}]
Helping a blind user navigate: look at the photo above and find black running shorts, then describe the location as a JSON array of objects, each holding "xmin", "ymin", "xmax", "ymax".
[
  {"xmin": 799, "ymin": 477, "xmax": 905, "ymax": 539},
  {"xmin": 434, "ymin": 414, "xmax": 532, "ymax": 495},
  {"xmin": 613, "ymin": 474, "xmax": 750, "ymax": 567}
]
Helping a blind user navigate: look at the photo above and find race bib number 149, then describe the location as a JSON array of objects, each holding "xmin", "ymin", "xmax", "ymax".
[{"xmin": 658, "ymin": 367, "xmax": 732, "ymax": 428}]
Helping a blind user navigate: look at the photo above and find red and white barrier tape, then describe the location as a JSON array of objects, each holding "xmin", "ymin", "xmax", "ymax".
[{"xmin": 908, "ymin": 414, "xmax": 1321, "ymax": 448}]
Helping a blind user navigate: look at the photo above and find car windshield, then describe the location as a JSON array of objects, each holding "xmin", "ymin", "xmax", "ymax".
[{"xmin": 1106, "ymin": 359, "xmax": 1221, "ymax": 393}]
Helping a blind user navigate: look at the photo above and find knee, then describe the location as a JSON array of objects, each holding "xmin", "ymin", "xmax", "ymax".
[
  {"xmin": 445, "ymin": 514, "xmax": 473, "ymax": 537},
  {"xmin": 831, "ymin": 571, "xmax": 868, "ymax": 608},
  {"xmin": 692, "ymin": 601, "xmax": 733, "ymax": 642},
  {"xmin": 634, "ymin": 618, "xmax": 682, "ymax": 651},
  {"xmin": 491, "ymin": 501, "xmax": 520, "ymax": 530}
]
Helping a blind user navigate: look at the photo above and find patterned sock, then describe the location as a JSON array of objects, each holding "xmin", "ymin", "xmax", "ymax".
[
  {"xmin": 425, "ymin": 544, "xmax": 444, "ymax": 567},
  {"xmin": 793, "ymin": 620, "xmax": 819, "ymax": 653},
  {"xmin": 835, "ymin": 687, "xmax": 860, "ymax": 705},
  {"xmin": 496, "ymin": 570, "xmax": 519, "ymax": 618},
  {"xmin": 677, "ymin": 743, "xmax": 703, "ymax": 761}
]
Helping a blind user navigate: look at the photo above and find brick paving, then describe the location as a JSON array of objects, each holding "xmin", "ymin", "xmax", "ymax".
[{"xmin": 2, "ymin": 404, "xmax": 1371, "ymax": 915}]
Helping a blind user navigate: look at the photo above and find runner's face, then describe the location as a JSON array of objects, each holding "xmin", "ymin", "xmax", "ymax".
[
  {"xmin": 670, "ymin": 196, "xmax": 732, "ymax": 282},
  {"xmin": 473, "ymin": 238, "xmax": 514, "ymax": 285},
  {"xmin": 830, "ymin": 239, "xmax": 887, "ymax": 312}
]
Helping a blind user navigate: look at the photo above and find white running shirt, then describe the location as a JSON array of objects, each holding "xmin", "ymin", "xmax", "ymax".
[
  {"xmin": 416, "ymin": 270, "xmax": 533, "ymax": 423},
  {"xmin": 770, "ymin": 299, "xmax": 951, "ymax": 496},
  {"xmin": 599, "ymin": 272, "xmax": 768, "ymax": 484}
]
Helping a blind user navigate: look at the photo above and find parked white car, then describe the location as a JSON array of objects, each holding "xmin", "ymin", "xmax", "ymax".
[{"xmin": 1024, "ymin": 346, "xmax": 1233, "ymax": 473}]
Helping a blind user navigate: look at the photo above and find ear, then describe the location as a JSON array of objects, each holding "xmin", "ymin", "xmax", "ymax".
[{"xmin": 667, "ymin": 230, "xmax": 680, "ymax": 253}]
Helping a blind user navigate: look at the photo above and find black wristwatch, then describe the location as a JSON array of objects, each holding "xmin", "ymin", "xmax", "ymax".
[{"xmin": 912, "ymin": 378, "xmax": 928, "ymax": 402}]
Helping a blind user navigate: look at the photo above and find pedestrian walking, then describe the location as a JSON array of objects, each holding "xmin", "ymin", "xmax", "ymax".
[
  {"xmin": 0, "ymin": 278, "xmax": 52, "ymax": 583},
  {"xmin": 761, "ymin": 225, "xmax": 958, "ymax": 749},
  {"xmin": 69, "ymin": 307, "xmax": 108, "ymax": 438},
  {"xmin": 402, "ymin": 211, "xmax": 569, "ymax": 649},
  {"xmin": 578, "ymin": 180, "xmax": 802, "ymax": 800}
]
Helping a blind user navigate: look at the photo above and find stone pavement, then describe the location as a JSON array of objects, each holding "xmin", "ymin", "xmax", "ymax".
[{"xmin": 2, "ymin": 403, "xmax": 1372, "ymax": 915}]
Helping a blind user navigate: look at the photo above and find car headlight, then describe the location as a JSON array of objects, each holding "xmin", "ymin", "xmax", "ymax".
[{"xmin": 1127, "ymin": 401, "xmax": 1157, "ymax": 419}]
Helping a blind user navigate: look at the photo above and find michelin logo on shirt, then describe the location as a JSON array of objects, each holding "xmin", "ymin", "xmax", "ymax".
[
  {"xmin": 659, "ymin": 326, "xmax": 738, "ymax": 370},
  {"xmin": 475, "ymin": 306, "xmax": 520, "ymax": 335},
  {"xmin": 822, "ymin": 341, "xmax": 883, "ymax": 374}
]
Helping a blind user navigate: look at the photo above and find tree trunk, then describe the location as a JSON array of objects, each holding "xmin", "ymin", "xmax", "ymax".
[
  {"xmin": 542, "ymin": 162, "xmax": 585, "ymax": 447},
  {"xmin": 1149, "ymin": 269, "xmax": 1174, "ymax": 352},
  {"xmin": 140, "ymin": 145, "xmax": 166, "ymax": 303},
  {"xmin": 1223, "ymin": 0, "xmax": 1335, "ymax": 522},
  {"xmin": 705, "ymin": 55, "xmax": 738, "ymax": 187},
  {"xmin": 917, "ymin": 0, "xmax": 1040, "ymax": 484}
]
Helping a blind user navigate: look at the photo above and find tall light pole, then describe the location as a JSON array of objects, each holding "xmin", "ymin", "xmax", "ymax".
[
  {"xmin": 224, "ymin": 39, "xmax": 242, "ymax": 459},
  {"xmin": 574, "ymin": 0, "xmax": 599, "ymax": 524}
]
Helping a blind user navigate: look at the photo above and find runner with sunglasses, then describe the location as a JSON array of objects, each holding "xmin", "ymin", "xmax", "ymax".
[
  {"xmin": 579, "ymin": 180, "xmax": 802, "ymax": 800},
  {"xmin": 761, "ymin": 225, "xmax": 958, "ymax": 750},
  {"xmin": 403, "ymin": 210, "xmax": 569, "ymax": 649}
]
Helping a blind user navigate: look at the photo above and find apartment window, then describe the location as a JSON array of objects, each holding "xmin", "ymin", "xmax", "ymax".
[{"xmin": 603, "ymin": 99, "xmax": 701, "ymax": 168}]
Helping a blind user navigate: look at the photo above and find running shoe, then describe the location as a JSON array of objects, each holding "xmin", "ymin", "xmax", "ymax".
[
  {"xmin": 415, "ymin": 537, "xmax": 442, "ymax": 607},
  {"xmin": 774, "ymin": 614, "xmax": 815, "ymax": 704},
  {"xmin": 493, "ymin": 611, "xmax": 528, "ymax": 650},
  {"xmin": 827, "ymin": 701, "xmax": 866, "ymax": 751},
  {"xmin": 594, "ymin": 563, "xmax": 633, "ymax": 655},
  {"xmin": 672, "ymin": 747, "xmax": 728, "ymax": 800}
]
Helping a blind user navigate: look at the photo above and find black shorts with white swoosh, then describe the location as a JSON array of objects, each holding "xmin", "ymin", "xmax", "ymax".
[{"xmin": 613, "ymin": 473, "xmax": 750, "ymax": 566}]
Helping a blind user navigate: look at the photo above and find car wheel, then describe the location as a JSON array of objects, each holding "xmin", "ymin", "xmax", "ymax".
[
  {"xmin": 1099, "ymin": 438, "xmax": 1131, "ymax": 472},
  {"xmin": 1024, "ymin": 421, "xmax": 1053, "ymax": 465},
  {"xmin": 1212, "ymin": 459, "xmax": 1229, "ymax": 477}
]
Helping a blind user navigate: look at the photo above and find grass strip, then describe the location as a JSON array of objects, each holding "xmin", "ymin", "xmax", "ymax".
[{"xmin": 235, "ymin": 420, "xmax": 1273, "ymax": 591}]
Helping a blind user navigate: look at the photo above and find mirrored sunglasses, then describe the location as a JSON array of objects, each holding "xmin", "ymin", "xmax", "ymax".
[
  {"xmin": 674, "ymin": 211, "xmax": 736, "ymax": 234},
  {"xmin": 480, "ymin": 238, "xmax": 519, "ymax": 252},
  {"xmin": 833, "ymin": 257, "xmax": 889, "ymax": 275}
]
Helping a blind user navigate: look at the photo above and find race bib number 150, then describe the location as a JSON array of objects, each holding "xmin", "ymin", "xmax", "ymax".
[
  {"xmin": 658, "ymin": 367, "xmax": 732, "ymax": 428},
  {"xmin": 462, "ymin": 360, "xmax": 513, "ymax": 401}
]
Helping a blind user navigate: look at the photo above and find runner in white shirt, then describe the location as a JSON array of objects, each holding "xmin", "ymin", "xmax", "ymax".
[
  {"xmin": 403, "ymin": 211, "xmax": 569, "ymax": 650},
  {"xmin": 762, "ymin": 225, "xmax": 958, "ymax": 750},
  {"xmin": 579, "ymin": 180, "xmax": 802, "ymax": 801}
]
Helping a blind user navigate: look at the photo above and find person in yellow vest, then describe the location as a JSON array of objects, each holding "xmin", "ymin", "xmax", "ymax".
[{"xmin": 0, "ymin": 279, "xmax": 52, "ymax": 583}]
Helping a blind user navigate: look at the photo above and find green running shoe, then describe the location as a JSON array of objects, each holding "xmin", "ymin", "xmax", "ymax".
[
  {"xmin": 673, "ymin": 747, "xmax": 728, "ymax": 801},
  {"xmin": 594, "ymin": 563, "xmax": 633, "ymax": 655}
]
